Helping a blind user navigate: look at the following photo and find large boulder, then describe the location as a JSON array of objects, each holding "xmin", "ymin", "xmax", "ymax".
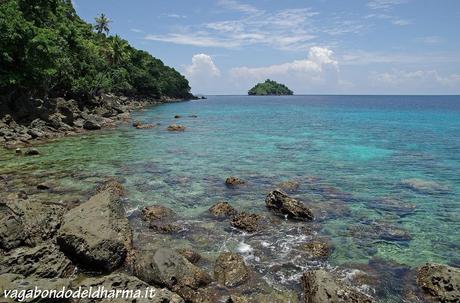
[
  {"xmin": 0, "ymin": 244, "xmax": 74, "ymax": 278},
  {"xmin": 301, "ymin": 269, "xmax": 375, "ymax": 303},
  {"xmin": 134, "ymin": 248, "xmax": 212, "ymax": 301},
  {"xmin": 265, "ymin": 190, "xmax": 314, "ymax": 221},
  {"xmin": 73, "ymin": 273, "xmax": 184, "ymax": 303},
  {"xmin": 57, "ymin": 182, "xmax": 131, "ymax": 272},
  {"xmin": 416, "ymin": 263, "xmax": 460, "ymax": 302},
  {"xmin": 214, "ymin": 252, "xmax": 250, "ymax": 287}
]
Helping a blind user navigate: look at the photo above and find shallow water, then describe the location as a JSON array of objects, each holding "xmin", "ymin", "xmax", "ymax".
[{"xmin": 2, "ymin": 95, "xmax": 460, "ymax": 301}]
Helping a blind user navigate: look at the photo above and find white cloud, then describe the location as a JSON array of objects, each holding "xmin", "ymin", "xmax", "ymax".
[
  {"xmin": 371, "ymin": 69, "xmax": 460, "ymax": 88},
  {"xmin": 367, "ymin": 0, "xmax": 408, "ymax": 10},
  {"xmin": 415, "ymin": 36, "xmax": 444, "ymax": 45},
  {"xmin": 229, "ymin": 47, "xmax": 340, "ymax": 93},
  {"xmin": 166, "ymin": 14, "xmax": 187, "ymax": 19},
  {"xmin": 130, "ymin": 28, "xmax": 143, "ymax": 33},
  {"xmin": 144, "ymin": 34, "xmax": 239, "ymax": 48},
  {"xmin": 184, "ymin": 54, "xmax": 221, "ymax": 94},
  {"xmin": 391, "ymin": 19, "xmax": 412, "ymax": 26},
  {"xmin": 217, "ymin": 0, "xmax": 260, "ymax": 14}
]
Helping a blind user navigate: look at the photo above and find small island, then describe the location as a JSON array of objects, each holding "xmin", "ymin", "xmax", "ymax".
[{"xmin": 248, "ymin": 79, "xmax": 293, "ymax": 95}]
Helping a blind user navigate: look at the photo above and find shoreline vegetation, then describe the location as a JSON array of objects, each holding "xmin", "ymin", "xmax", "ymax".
[{"xmin": 0, "ymin": 2, "xmax": 459, "ymax": 303}]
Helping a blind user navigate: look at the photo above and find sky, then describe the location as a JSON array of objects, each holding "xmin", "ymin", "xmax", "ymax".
[{"xmin": 74, "ymin": 0, "xmax": 460, "ymax": 95}]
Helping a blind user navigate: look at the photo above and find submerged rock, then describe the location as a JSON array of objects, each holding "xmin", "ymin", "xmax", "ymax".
[
  {"xmin": 174, "ymin": 115, "xmax": 182, "ymax": 118},
  {"xmin": 133, "ymin": 121, "xmax": 155, "ymax": 129},
  {"xmin": 177, "ymin": 248, "xmax": 202, "ymax": 264},
  {"xmin": 57, "ymin": 182, "xmax": 131, "ymax": 272},
  {"xmin": 231, "ymin": 212, "xmax": 261, "ymax": 233},
  {"xmin": 265, "ymin": 190, "xmax": 314, "ymax": 221},
  {"xmin": 24, "ymin": 148, "xmax": 40, "ymax": 156},
  {"xmin": 276, "ymin": 180, "xmax": 300, "ymax": 192},
  {"xmin": 214, "ymin": 252, "xmax": 250, "ymax": 287},
  {"xmin": 141, "ymin": 205, "xmax": 180, "ymax": 233},
  {"xmin": 416, "ymin": 263, "xmax": 460, "ymax": 302},
  {"xmin": 73, "ymin": 273, "xmax": 184, "ymax": 303},
  {"xmin": 134, "ymin": 248, "xmax": 211, "ymax": 301},
  {"xmin": 209, "ymin": 202, "xmax": 237, "ymax": 218},
  {"xmin": 301, "ymin": 269, "xmax": 375, "ymax": 303},
  {"xmin": 225, "ymin": 176, "xmax": 245, "ymax": 186},
  {"xmin": 167, "ymin": 124, "xmax": 186, "ymax": 131},
  {"xmin": 401, "ymin": 178, "xmax": 449, "ymax": 194},
  {"xmin": 0, "ymin": 244, "xmax": 74, "ymax": 278}
]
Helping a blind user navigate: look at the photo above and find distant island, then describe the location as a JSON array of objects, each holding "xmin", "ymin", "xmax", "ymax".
[{"xmin": 248, "ymin": 79, "xmax": 293, "ymax": 95}]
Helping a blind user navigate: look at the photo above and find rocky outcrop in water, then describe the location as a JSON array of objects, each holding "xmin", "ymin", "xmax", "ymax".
[
  {"xmin": 167, "ymin": 124, "xmax": 186, "ymax": 131},
  {"xmin": 57, "ymin": 181, "xmax": 132, "ymax": 272},
  {"xmin": 230, "ymin": 212, "xmax": 261, "ymax": 232},
  {"xmin": 416, "ymin": 263, "xmax": 460, "ymax": 302},
  {"xmin": 209, "ymin": 202, "xmax": 238, "ymax": 218},
  {"xmin": 225, "ymin": 177, "xmax": 245, "ymax": 186},
  {"xmin": 301, "ymin": 269, "xmax": 375, "ymax": 303},
  {"xmin": 141, "ymin": 205, "xmax": 180, "ymax": 233},
  {"xmin": 265, "ymin": 190, "xmax": 314, "ymax": 221},
  {"xmin": 214, "ymin": 252, "xmax": 250, "ymax": 287}
]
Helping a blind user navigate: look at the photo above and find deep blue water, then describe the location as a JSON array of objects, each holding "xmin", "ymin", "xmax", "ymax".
[{"xmin": 2, "ymin": 95, "xmax": 459, "ymax": 301}]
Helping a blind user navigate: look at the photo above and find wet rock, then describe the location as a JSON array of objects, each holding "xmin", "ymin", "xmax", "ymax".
[
  {"xmin": 401, "ymin": 178, "xmax": 449, "ymax": 194},
  {"xmin": 225, "ymin": 176, "xmax": 245, "ymax": 186},
  {"xmin": 141, "ymin": 205, "xmax": 180, "ymax": 233},
  {"xmin": 133, "ymin": 121, "xmax": 155, "ymax": 129},
  {"xmin": 230, "ymin": 212, "xmax": 260, "ymax": 233},
  {"xmin": 174, "ymin": 115, "xmax": 182, "ymax": 118},
  {"xmin": 0, "ymin": 203, "xmax": 25, "ymax": 250},
  {"xmin": 36, "ymin": 183, "xmax": 51, "ymax": 190},
  {"xmin": 348, "ymin": 221, "xmax": 412, "ymax": 242},
  {"xmin": 167, "ymin": 124, "xmax": 186, "ymax": 131},
  {"xmin": 301, "ymin": 269, "xmax": 375, "ymax": 303},
  {"xmin": 24, "ymin": 148, "xmax": 40, "ymax": 156},
  {"xmin": 265, "ymin": 190, "xmax": 314, "ymax": 221},
  {"xmin": 73, "ymin": 273, "xmax": 184, "ymax": 303},
  {"xmin": 83, "ymin": 118, "xmax": 101, "ymax": 130},
  {"xmin": 276, "ymin": 180, "xmax": 300, "ymax": 192},
  {"xmin": 299, "ymin": 241, "xmax": 332, "ymax": 259},
  {"xmin": 15, "ymin": 148, "xmax": 21, "ymax": 154},
  {"xmin": 369, "ymin": 198, "xmax": 416, "ymax": 217},
  {"xmin": 0, "ymin": 244, "xmax": 74, "ymax": 278},
  {"xmin": 134, "ymin": 248, "xmax": 212, "ymax": 301},
  {"xmin": 416, "ymin": 263, "xmax": 460, "ymax": 302},
  {"xmin": 214, "ymin": 252, "xmax": 250, "ymax": 287},
  {"xmin": 177, "ymin": 248, "xmax": 202, "ymax": 264},
  {"xmin": 209, "ymin": 202, "xmax": 237, "ymax": 218},
  {"xmin": 95, "ymin": 178, "xmax": 126, "ymax": 196},
  {"xmin": 57, "ymin": 182, "xmax": 131, "ymax": 272}
]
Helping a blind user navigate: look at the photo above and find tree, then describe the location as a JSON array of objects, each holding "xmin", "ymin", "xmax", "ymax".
[
  {"xmin": 94, "ymin": 13, "xmax": 110, "ymax": 35},
  {"xmin": 108, "ymin": 35, "xmax": 129, "ymax": 66}
]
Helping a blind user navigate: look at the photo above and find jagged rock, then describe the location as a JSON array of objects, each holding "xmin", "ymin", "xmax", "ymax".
[
  {"xmin": 177, "ymin": 248, "xmax": 202, "ymax": 264},
  {"xmin": 214, "ymin": 252, "xmax": 250, "ymax": 287},
  {"xmin": 134, "ymin": 248, "xmax": 212, "ymax": 301},
  {"xmin": 225, "ymin": 176, "xmax": 245, "ymax": 186},
  {"xmin": 24, "ymin": 148, "xmax": 40, "ymax": 156},
  {"xmin": 141, "ymin": 205, "xmax": 180, "ymax": 233},
  {"xmin": 73, "ymin": 273, "xmax": 184, "ymax": 303},
  {"xmin": 208, "ymin": 202, "xmax": 237, "ymax": 218},
  {"xmin": 265, "ymin": 190, "xmax": 314, "ymax": 221},
  {"xmin": 417, "ymin": 263, "xmax": 460, "ymax": 302},
  {"xmin": 301, "ymin": 269, "xmax": 375, "ymax": 303},
  {"xmin": 167, "ymin": 124, "xmax": 186, "ymax": 131},
  {"xmin": 230, "ymin": 212, "xmax": 260, "ymax": 233},
  {"xmin": 57, "ymin": 182, "xmax": 131, "ymax": 272},
  {"xmin": 0, "ymin": 244, "xmax": 74, "ymax": 278},
  {"xmin": 276, "ymin": 180, "xmax": 300, "ymax": 192},
  {"xmin": 83, "ymin": 118, "xmax": 101, "ymax": 130}
]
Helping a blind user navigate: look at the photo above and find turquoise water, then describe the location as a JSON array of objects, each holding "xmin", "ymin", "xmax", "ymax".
[{"xmin": 1, "ymin": 95, "xmax": 460, "ymax": 301}]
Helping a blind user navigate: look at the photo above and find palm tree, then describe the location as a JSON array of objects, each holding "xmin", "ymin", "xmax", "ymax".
[
  {"xmin": 94, "ymin": 13, "xmax": 110, "ymax": 35},
  {"xmin": 108, "ymin": 35, "xmax": 129, "ymax": 65}
]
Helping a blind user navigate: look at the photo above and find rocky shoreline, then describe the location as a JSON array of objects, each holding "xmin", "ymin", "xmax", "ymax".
[
  {"xmin": 0, "ymin": 94, "xmax": 191, "ymax": 149},
  {"xmin": 0, "ymin": 100, "xmax": 459, "ymax": 302}
]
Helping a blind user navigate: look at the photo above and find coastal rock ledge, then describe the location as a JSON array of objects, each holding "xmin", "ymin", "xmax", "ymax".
[
  {"xmin": 57, "ymin": 181, "xmax": 132, "ymax": 272},
  {"xmin": 265, "ymin": 190, "xmax": 314, "ymax": 221},
  {"xmin": 416, "ymin": 263, "xmax": 460, "ymax": 302}
]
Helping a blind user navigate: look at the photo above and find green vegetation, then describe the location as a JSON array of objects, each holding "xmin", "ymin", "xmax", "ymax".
[
  {"xmin": 248, "ymin": 79, "xmax": 293, "ymax": 96},
  {"xmin": 0, "ymin": 0, "xmax": 192, "ymax": 103}
]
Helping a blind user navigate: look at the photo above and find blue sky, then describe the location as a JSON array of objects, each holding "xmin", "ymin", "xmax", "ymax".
[{"xmin": 74, "ymin": 0, "xmax": 460, "ymax": 94}]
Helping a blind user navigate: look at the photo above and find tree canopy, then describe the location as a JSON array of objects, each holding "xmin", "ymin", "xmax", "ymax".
[
  {"xmin": 0, "ymin": 0, "xmax": 192, "ymax": 102},
  {"xmin": 248, "ymin": 79, "xmax": 293, "ymax": 96}
]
